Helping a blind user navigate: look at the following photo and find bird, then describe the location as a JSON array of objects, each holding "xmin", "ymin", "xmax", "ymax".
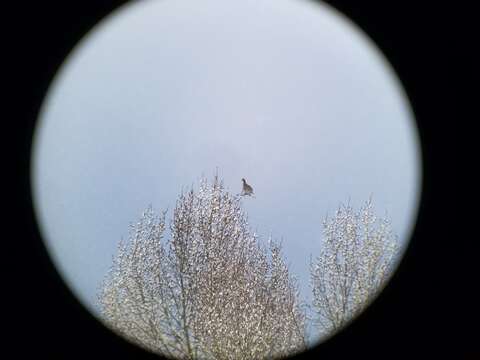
[{"xmin": 241, "ymin": 178, "xmax": 254, "ymax": 197}]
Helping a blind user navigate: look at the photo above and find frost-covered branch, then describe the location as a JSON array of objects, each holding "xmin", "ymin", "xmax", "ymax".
[
  {"xmin": 98, "ymin": 175, "xmax": 306, "ymax": 359},
  {"xmin": 310, "ymin": 199, "xmax": 398, "ymax": 336}
]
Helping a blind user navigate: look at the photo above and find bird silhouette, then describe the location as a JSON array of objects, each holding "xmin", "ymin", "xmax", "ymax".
[{"xmin": 241, "ymin": 178, "xmax": 254, "ymax": 197}]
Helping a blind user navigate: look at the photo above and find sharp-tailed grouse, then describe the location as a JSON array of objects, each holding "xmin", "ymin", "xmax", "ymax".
[{"xmin": 241, "ymin": 178, "xmax": 254, "ymax": 196}]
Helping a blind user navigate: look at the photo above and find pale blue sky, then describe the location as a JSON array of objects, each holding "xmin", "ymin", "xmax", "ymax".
[{"xmin": 32, "ymin": 0, "xmax": 421, "ymax": 341}]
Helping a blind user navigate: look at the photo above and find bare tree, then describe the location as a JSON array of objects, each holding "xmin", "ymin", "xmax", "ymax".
[
  {"xmin": 310, "ymin": 199, "xmax": 399, "ymax": 336},
  {"xmin": 98, "ymin": 175, "xmax": 306, "ymax": 359}
]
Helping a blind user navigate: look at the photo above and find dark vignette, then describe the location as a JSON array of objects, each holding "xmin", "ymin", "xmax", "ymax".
[{"xmin": 7, "ymin": 0, "xmax": 462, "ymax": 358}]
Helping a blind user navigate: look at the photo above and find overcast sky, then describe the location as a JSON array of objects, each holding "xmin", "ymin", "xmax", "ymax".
[{"xmin": 32, "ymin": 0, "xmax": 421, "ymax": 343}]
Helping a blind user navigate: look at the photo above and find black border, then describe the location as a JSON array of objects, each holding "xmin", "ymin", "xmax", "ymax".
[{"xmin": 8, "ymin": 1, "xmax": 467, "ymax": 358}]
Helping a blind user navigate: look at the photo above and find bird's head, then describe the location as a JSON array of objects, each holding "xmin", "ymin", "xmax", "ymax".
[{"xmin": 241, "ymin": 178, "xmax": 246, "ymax": 183}]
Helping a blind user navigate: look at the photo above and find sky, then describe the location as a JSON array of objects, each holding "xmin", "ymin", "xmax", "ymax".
[{"xmin": 31, "ymin": 0, "xmax": 421, "ymax": 344}]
